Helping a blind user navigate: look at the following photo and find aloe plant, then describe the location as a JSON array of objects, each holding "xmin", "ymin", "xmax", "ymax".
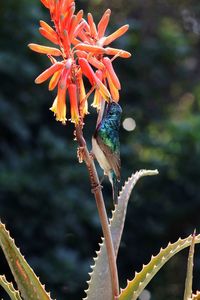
[
  {"xmin": 0, "ymin": 0, "xmax": 199, "ymax": 299},
  {"xmin": 0, "ymin": 222, "xmax": 52, "ymax": 300}
]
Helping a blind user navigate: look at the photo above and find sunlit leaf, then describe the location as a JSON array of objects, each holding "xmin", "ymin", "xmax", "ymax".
[
  {"xmin": 119, "ymin": 234, "xmax": 200, "ymax": 300},
  {"xmin": 0, "ymin": 275, "xmax": 22, "ymax": 300},
  {"xmin": 84, "ymin": 169, "xmax": 158, "ymax": 300},
  {"xmin": 183, "ymin": 231, "xmax": 196, "ymax": 300},
  {"xmin": 0, "ymin": 222, "xmax": 52, "ymax": 300}
]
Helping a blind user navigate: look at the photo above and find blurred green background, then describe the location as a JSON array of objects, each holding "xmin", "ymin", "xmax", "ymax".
[{"xmin": 1, "ymin": 0, "xmax": 200, "ymax": 299}]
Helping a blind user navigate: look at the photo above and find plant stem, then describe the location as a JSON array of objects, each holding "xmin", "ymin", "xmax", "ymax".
[{"xmin": 75, "ymin": 125, "xmax": 119, "ymax": 299}]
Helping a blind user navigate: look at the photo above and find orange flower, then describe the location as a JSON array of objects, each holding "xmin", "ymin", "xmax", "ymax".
[
  {"xmin": 68, "ymin": 83, "xmax": 80, "ymax": 124},
  {"xmin": 29, "ymin": 0, "xmax": 131, "ymax": 126},
  {"xmin": 77, "ymin": 72, "xmax": 88, "ymax": 118},
  {"xmin": 103, "ymin": 57, "xmax": 121, "ymax": 90},
  {"xmin": 74, "ymin": 9, "xmax": 131, "ymax": 104},
  {"xmin": 92, "ymin": 70, "xmax": 103, "ymax": 110}
]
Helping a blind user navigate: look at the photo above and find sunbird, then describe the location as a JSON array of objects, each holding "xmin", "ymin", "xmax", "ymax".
[{"xmin": 92, "ymin": 101, "xmax": 122, "ymax": 204}]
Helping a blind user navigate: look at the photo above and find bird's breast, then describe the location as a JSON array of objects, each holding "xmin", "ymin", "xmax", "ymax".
[{"xmin": 92, "ymin": 136, "xmax": 111, "ymax": 176}]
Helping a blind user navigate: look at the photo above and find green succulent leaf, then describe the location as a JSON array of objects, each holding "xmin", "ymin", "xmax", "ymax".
[
  {"xmin": 183, "ymin": 232, "xmax": 196, "ymax": 300},
  {"xmin": 0, "ymin": 275, "xmax": 22, "ymax": 300},
  {"xmin": 84, "ymin": 169, "xmax": 158, "ymax": 300},
  {"xmin": 0, "ymin": 222, "xmax": 52, "ymax": 300},
  {"xmin": 119, "ymin": 234, "xmax": 200, "ymax": 300}
]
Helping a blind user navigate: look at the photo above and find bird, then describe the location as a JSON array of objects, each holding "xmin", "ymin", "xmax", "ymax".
[{"xmin": 92, "ymin": 101, "xmax": 122, "ymax": 204}]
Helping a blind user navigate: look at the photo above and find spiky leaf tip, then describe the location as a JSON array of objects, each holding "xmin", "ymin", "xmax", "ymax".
[
  {"xmin": 0, "ymin": 221, "xmax": 53, "ymax": 300},
  {"xmin": 183, "ymin": 231, "xmax": 196, "ymax": 300},
  {"xmin": 0, "ymin": 275, "xmax": 22, "ymax": 300},
  {"xmin": 84, "ymin": 169, "xmax": 158, "ymax": 300},
  {"xmin": 119, "ymin": 234, "xmax": 200, "ymax": 300}
]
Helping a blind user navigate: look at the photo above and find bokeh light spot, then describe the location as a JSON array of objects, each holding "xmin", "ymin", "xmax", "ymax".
[{"xmin": 122, "ymin": 117, "xmax": 136, "ymax": 131}]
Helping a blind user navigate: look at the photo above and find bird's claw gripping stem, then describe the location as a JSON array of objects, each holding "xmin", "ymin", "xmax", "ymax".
[{"xmin": 91, "ymin": 183, "xmax": 103, "ymax": 194}]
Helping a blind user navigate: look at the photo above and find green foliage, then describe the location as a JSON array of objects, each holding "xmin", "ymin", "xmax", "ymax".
[
  {"xmin": 183, "ymin": 233, "xmax": 196, "ymax": 300},
  {"xmin": 85, "ymin": 170, "xmax": 158, "ymax": 300},
  {"xmin": 0, "ymin": 275, "xmax": 22, "ymax": 300},
  {"xmin": 0, "ymin": 222, "xmax": 51, "ymax": 300},
  {"xmin": 119, "ymin": 235, "xmax": 200, "ymax": 300}
]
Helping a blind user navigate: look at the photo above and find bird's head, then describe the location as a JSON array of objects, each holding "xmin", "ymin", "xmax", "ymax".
[{"xmin": 106, "ymin": 102, "xmax": 122, "ymax": 119}]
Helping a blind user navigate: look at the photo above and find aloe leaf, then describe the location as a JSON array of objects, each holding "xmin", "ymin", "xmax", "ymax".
[
  {"xmin": 0, "ymin": 275, "xmax": 22, "ymax": 300},
  {"xmin": 119, "ymin": 234, "xmax": 200, "ymax": 300},
  {"xmin": 0, "ymin": 222, "xmax": 52, "ymax": 300},
  {"xmin": 183, "ymin": 231, "xmax": 196, "ymax": 300},
  {"xmin": 84, "ymin": 169, "xmax": 158, "ymax": 300}
]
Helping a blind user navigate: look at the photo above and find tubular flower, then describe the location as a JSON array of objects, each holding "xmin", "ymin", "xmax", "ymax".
[{"xmin": 28, "ymin": 0, "xmax": 131, "ymax": 125}]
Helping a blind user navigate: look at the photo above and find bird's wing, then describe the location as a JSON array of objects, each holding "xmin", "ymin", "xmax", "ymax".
[{"xmin": 96, "ymin": 134, "xmax": 121, "ymax": 180}]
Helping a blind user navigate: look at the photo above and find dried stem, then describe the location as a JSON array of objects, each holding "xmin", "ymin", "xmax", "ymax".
[{"xmin": 75, "ymin": 124, "xmax": 119, "ymax": 299}]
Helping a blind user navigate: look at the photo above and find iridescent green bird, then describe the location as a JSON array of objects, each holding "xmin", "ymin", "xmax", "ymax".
[{"xmin": 92, "ymin": 101, "xmax": 122, "ymax": 204}]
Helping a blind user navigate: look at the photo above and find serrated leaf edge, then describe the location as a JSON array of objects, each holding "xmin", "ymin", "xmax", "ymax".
[
  {"xmin": 84, "ymin": 169, "xmax": 158, "ymax": 300},
  {"xmin": 119, "ymin": 234, "xmax": 200, "ymax": 300},
  {"xmin": 0, "ymin": 275, "xmax": 22, "ymax": 300},
  {"xmin": 183, "ymin": 232, "xmax": 196, "ymax": 300},
  {"xmin": 0, "ymin": 221, "xmax": 54, "ymax": 300}
]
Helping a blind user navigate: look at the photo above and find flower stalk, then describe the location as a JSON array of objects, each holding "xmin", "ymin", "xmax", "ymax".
[
  {"xmin": 29, "ymin": 1, "xmax": 132, "ymax": 298},
  {"xmin": 75, "ymin": 125, "xmax": 119, "ymax": 299}
]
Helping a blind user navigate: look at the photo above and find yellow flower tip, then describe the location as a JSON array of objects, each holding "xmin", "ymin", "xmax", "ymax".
[
  {"xmin": 103, "ymin": 57, "xmax": 121, "ymax": 89},
  {"xmin": 48, "ymin": 70, "xmax": 62, "ymax": 91},
  {"xmin": 68, "ymin": 83, "xmax": 80, "ymax": 125},
  {"xmin": 69, "ymin": 115, "xmax": 80, "ymax": 124},
  {"xmin": 80, "ymin": 101, "xmax": 89, "ymax": 118},
  {"xmin": 55, "ymin": 116, "xmax": 67, "ymax": 125},
  {"xmin": 50, "ymin": 97, "xmax": 67, "ymax": 124},
  {"xmin": 55, "ymin": 113, "xmax": 67, "ymax": 124},
  {"xmin": 61, "ymin": 119, "xmax": 67, "ymax": 125},
  {"xmin": 84, "ymin": 109, "xmax": 90, "ymax": 116},
  {"xmin": 91, "ymin": 102, "xmax": 101, "ymax": 110},
  {"xmin": 96, "ymin": 79, "xmax": 111, "ymax": 100},
  {"xmin": 107, "ymin": 72, "xmax": 120, "ymax": 101},
  {"xmin": 49, "ymin": 97, "xmax": 58, "ymax": 114},
  {"xmin": 92, "ymin": 89, "xmax": 103, "ymax": 110}
]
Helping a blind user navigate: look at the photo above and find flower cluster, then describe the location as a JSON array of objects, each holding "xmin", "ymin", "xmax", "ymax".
[{"xmin": 28, "ymin": 0, "xmax": 131, "ymax": 124}]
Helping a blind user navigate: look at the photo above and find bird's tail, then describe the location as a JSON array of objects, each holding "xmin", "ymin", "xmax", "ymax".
[{"xmin": 109, "ymin": 171, "xmax": 119, "ymax": 205}]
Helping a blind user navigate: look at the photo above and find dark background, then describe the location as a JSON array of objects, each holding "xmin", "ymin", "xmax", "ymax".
[{"xmin": 1, "ymin": 0, "xmax": 200, "ymax": 299}]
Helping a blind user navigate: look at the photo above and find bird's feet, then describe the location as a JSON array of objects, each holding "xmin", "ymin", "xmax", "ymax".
[
  {"xmin": 91, "ymin": 183, "xmax": 103, "ymax": 194},
  {"xmin": 77, "ymin": 146, "xmax": 84, "ymax": 163},
  {"xmin": 89, "ymin": 151, "xmax": 95, "ymax": 160}
]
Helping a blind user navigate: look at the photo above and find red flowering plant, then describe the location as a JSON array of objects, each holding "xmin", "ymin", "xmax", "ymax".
[
  {"xmin": 1, "ymin": 1, "xmax": 198, "ymax": 300},
  {"xmin": 28, "ymin": 0, "xmax": 131, "ymax": 125}
]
